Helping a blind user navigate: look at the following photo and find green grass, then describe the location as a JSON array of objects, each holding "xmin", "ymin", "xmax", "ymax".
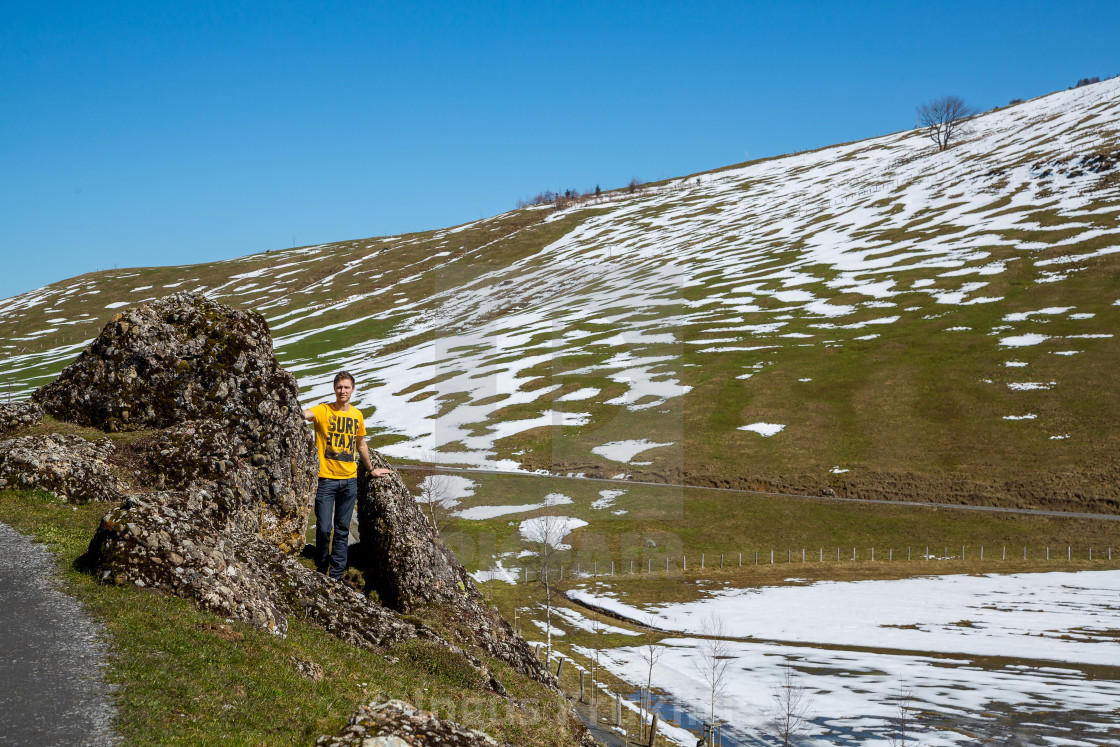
[
  {"xmin": 402, "ymin": 469, "xmax": 1120, "ymax": 579},
  {"xmin": 455, "ymin": 256, "xmax": 1120, "ymax": 511},
  {"xmin": 0, "ymin": 489, "xmax": 583, "ymax": 746}
]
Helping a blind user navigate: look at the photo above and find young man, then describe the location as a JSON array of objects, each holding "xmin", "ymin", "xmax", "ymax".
[{"xmin": 302, "ymin": 371, "xmax": 390, "ymax": 580}]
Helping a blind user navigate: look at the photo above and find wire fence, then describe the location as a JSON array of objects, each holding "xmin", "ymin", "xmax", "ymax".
[{"xmin": 513, "ymin": 544, "xmax": 1116, "ymax": 583}]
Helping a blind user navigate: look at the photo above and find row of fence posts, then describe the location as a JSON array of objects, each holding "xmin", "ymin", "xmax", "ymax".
[
  {"xmin": 538, "ymin": 649, "xmax": 724, "ymax": 746},
  {"xmin": 533, "ymin": 644, "xmax": 664, "ymax": 747},
  {"xmin": 517, "ymin": 546, "xmax": 1114, "ymax": 582}
]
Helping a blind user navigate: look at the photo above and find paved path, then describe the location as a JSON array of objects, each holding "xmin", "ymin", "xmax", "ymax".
[
  {"xmin": 573, "ymin": 703, "xmax": 631, "ymax": 747},
  {"xmin": 393, "ymin": 465, "xmax": 1120, "ymax": 522},
  {"xmin": 0, "ymin": 522, "xmax": 118, "ymax": 746}
]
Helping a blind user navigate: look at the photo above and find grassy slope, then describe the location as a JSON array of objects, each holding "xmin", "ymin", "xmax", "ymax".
[
  {"xmin": 0, "ymin": 488, "xmax": 584, "ymax": 746},
  {"xmin": 401, "ymin": 469, "xmax": 1120, "ymax": 577},
  {"xmin": 4, "ymin": 90, "xmax": 1118, "ymax": 512}
]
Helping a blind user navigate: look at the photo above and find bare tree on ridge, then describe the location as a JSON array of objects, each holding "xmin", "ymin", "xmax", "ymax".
[{"xmin": 916, "ymin": 95, "xmax": 977, "ymax": 151}]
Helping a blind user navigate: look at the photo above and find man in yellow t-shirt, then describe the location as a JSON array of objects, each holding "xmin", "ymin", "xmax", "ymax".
[{"xmin": 302, "ymin": 371, "xmax": 390, "ymax": 579}]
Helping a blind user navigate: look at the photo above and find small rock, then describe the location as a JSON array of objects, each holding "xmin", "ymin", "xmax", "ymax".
[
  {"xmin": 290, "ymin": 656, "xmax": 324, "ymax": 681},
  {"xmin": 0, "ymin": 401, "xmax": 43, "ymax": 435}
]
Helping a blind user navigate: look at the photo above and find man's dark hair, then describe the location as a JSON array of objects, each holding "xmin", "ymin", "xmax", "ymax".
[{"xmin": 333, "ymin": 371, "xmax": 355, "ymax": 387}]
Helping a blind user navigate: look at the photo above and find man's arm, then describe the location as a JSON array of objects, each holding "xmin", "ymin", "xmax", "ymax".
[
  {"xmin": 357, "ymin": 438, "xmax": 391, "ymax": 478},
  {"xmin": 302, "ymin": 407, "xmax": 315, "ymax": 421}
]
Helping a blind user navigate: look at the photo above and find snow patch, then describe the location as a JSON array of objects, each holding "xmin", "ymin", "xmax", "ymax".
[
  {"xmin": 591, "ymin": 490, "xmax": 626, "ymax": 510},
  {"xmin": 519, "ymin": 516, "xmax": 587, "ymax": 550},
  {"xmin": 999, "ymin": 334, "xmax": 1049, "ymax": 347},
  {"xmin": 591, "ymin": 439, "xmax": 673, "ymax": 464},
  {"xmin": 738, "ymin": 422, "xmax": 785, "ymax": 437}
]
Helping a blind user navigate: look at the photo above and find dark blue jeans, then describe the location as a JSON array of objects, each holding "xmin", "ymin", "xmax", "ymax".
[{"xmin": 314, "ymin": 477, "xmax": 357, "ymax": 579}]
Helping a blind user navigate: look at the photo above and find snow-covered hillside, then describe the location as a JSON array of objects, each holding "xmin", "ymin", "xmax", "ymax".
[{"xmin": 2, "ymin": 79, "xmax": 1119, "ymax": 508}]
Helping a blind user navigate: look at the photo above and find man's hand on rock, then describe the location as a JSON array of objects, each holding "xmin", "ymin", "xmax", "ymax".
[{"xmin": 370, "ymin": 468, "xmax": 391, "ymax": 478}]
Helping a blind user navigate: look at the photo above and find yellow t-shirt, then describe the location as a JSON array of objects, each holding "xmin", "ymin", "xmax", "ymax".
[{"xmin": 310, "ymin": 403, "xmax": 367, "ymax": 479}]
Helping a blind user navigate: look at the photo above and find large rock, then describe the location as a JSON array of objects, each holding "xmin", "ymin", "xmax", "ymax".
[
  {"xmin": 357, "ymin": 456, "xmax": 552, "ymax": 686},
  {"xmin": 357, "ymin": 456, "xmax": 476, "ymax": 612},
  {"xmin": 36, "ymin": 292, "xmax": 291, "ymax": 431},
  {"xmin": 143, "ymin": 420, "xmax": 305, "ymax": 547},
  {"xmin": 315, "ymin": 699, "xmax": 508, "ymax": 747},
  {"xmin": 34, "ymin": 292, "xmax": 317, "ymax": 551},
  {"xmin": 0, "ymin": 434, "xmax": 124, "ymax": 503},
  {"xmin": 89, "ymin": 480, "xmax": 506, "ymax": 694},
  {"xmin": 0, "ymin": 401, "xmax": 43, "ymax": 435},
  {"xmin": 88, "ymin": 483, "xmax": 417, "ymax": 644},
  {"xmin": 90, "ymin": 485, "xmax": 289, "ymax": 632}
]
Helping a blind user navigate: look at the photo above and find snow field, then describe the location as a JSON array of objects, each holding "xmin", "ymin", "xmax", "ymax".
[{"xmin": 565, "ymin": 570, "xmax": 1120, "ymax": 745}]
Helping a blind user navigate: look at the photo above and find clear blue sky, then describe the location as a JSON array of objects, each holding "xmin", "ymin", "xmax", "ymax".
[{"xmin": 2, "ymin": 1, "xmax": 1117, "ymax": 299}]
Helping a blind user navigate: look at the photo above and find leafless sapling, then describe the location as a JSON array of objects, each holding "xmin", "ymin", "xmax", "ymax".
[
  {"xmin": 764, "ymin": 666, "xmax": 815, "ymax": 747},
  {"xmin": 887, "ymin": 685, "xmax": 917, "ymax": 747},
  {"xmin": 638, "ymin": 615, "xmax": 665, "ymax": 741},
  {"xmin": 522, "ymin": 510, "xmax": 569, "ymax": 661},
  {"xmin": 416, "ymin": 471, "xmax": 456, "ymax": 536},
  {"xmin": 694, "ymin": 612, "xmax": 732, "ymax": 743}
]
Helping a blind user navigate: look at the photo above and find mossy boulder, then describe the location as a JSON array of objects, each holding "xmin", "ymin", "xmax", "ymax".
[{"xmin": 34, "ymin": 292, "xmax": 316, "ymax": 551}]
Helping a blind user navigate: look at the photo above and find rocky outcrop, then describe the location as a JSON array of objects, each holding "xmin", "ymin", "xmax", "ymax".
[
  {"xmin": 315, "ymin": 699, "xmax": 508, "ymax": 747},
  {"xmin": 0, "ymin": 401, "xmax": 43, "ymax": 435},
  {"xmin": 22, "ymin": 292, "xmax": 554, "ymax": 719},
  {"xmin": 35, "ymin": 292, "xmax": 292, "ymax": 431},
  {"xmin": 88, "ymin": 482, "xmax": 417, "ymax": 643},
  {"xmin": 357, "ymin": 455, "xmax": 478, "ymax": 612},
  {"xmin": 0, "ymin": 434, "xmax": 124, "ymax": 503},
  {"xmin": 91, "ymin": 485, "xmax": 288, "ymax": 631},
  {"xmin": 142, "ymin": 420, "xmax": 304, "ymax": 546},
  {"xmin": 88, "ymin": 478, "xmax": 508, "ymax": 698},
  {"xmin": 357, "ymin": 457, "xmax": 552, "ymax": 686},
  {"xmin": 34, "ymin": 292, "xmax": 317, "ymax": 551}
]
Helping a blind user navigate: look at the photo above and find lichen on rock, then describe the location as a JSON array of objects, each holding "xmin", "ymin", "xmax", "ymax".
[
  {"xmin": 357, "ymin": 456, "xmax": 553, "ymax": 687},
  {"xmin": 0, "ymin": 401, "xmax": 43, "ymax": 435},
  {"xmin": 0, "ymin": 433, "xmax": 124, "ymax": 503},
  {"xmin": 142, "ymin": 419, "xmax": 307, "ymax": 548},
  {"xmin": 315, "ymin": 699, "xmax": 509, "ymax": 747},
  {"xmin": 34, "ymin": 292, "xmax": 317, "ymax": 551},
  {"xmin": 88, "ymin": 480, "xmax": 420, "ymax": 643},
  {"xmin": 35, "ymin": 292, "xmax": 285, "ymax": 431}
]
